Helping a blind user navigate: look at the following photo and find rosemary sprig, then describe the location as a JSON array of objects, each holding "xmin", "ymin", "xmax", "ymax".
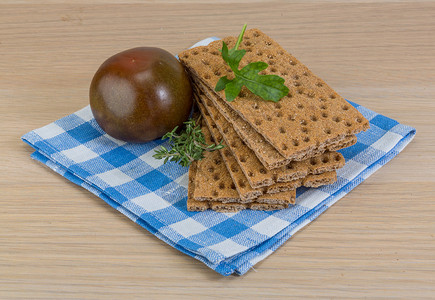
[{"xmin": 153, "ymin": 117, "xmax": 224, "ymax": 167}]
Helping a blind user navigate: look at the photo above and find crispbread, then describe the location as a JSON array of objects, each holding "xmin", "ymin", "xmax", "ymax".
[
  {"xmin": 303, "ymin": 171, "xmax": 337, "ymax": 188},
  {"xmin": 193, "ymin": 122, "xmax": 296, "ymax": 203},
  {"xmin": 194, "ymin": 119, "xmax": 297, "ymax": 203},
  {"xmin": 195, "ymin": 87, "xmax": 346, "ymax": 189},
  {"xmin": 187, "ymin": 160, "xmax": 295, "ymax": 212},
  {"xmin": 194, "ymin": 80, "xmax": 356, "ymax": 170},
  {"xmin": 179, "ymin": 28, "xmax": 369, "ymax": 163}
]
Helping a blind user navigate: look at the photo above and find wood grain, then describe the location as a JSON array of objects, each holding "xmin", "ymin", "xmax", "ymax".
[{"xmin": 1, "ymin": 1, "xmax": 434, "ymax": 299}]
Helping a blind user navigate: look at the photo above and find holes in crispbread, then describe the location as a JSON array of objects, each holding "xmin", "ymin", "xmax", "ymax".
[
  {"xmin": 275, "ymin": 111, "xmax": 283, "ymax": 118},
  {"xmin": 303, "ymin": 136, "xmax": 310, "ymax": 143},
  {"xmin": 271, "ymin": 67, "xmax": 277, "ymax": 73},
  {"xmin": 324, "ymin": 128, "xmax": 332, "ymax": 134},
  {"xmin": 213, "ymin": 174, "xmax": 220, "ymax": 181},
  {"xmin": 293, "ymin": 75, "xmax": 300, "ymax": 80},
  {"xmin": 252, "ymin": 102, "xmax": 259, "ymax": 110},
  {"xmin": 316, "ymin": 82, "xmax": 323, "ymax": 87},
  {"xmin": 213, "ymin": 158, "xmax": 221, "ymax": 165},
  {"xmin": 345, "ymin": 121, "xmax": 352, "ymax": 127},
  {"xmin": 297, "ymin": 103, "xmax": 304, "ymax": 109},
  {"xmin": 300, "ymin": 119, "xmax": 307, "ymax": 125},
  {"xmin": 256, "ymin": 51, "xmax": 263, "ymax": 56},
  {"xmin": 322, "ymin": 156, "xmax": 329, "ymax": 163},
  {"xmin": 266, "ymin": 115, "xmax": 272, "ymax": 121},
  {"xmin": 294, "ymin": 82, "xmax": 301, "ymax": 87},
  {"xmin": 303, "ymin": 71, "xmax": 309, "ymax": 76},
  {"xmin": 290, "ymin": 60, "xmax": 297, "ymax": 66},
  {"xmin": 329, "ymin": 94, "xmax": 336, "ymax": 99},
  {"xmin": 223, "ymin": 127, "xmax": 229, "ymax": 134},
  {"xmin": 254, "ymin": 119, "xmax": 262, "ymax": 126},
  {"xmin": 211, "ymin": 51, "xmax": 219, "ymax": 56},
  {"xmin": 248, "ymin": 171, "xmax": 254, "ymax": 177},
  {"xmin": 238, "ymin": 179, "xmax": 246, "ymax": 188},
  {"xmin": 265, "ymin": 41, "xmax": 272, "ymax": 46},
  {"xmin": 214, "ymin": 70, "xmax": 221, "ymax": 76},
  {"xmin": 192, "ymin": 50, "xmax": 198, "ymax": 55},
  {"xmin": 310, "ymin": 115, "xmax": 318, "ymax": 122},
  {"xmin": 224, "ymin": 149, "xmax": 231, "ymax": 157},
  {"xmin": 201, "ymin": 59, "xmax": 209, "ymax": 66},
  {"xmin": 334, "ymin": 154, "xmax": 341, "ymax": 161},
  {"xmin": 259, "ymin": 168, "xmax": 266, "ymax": 174},
  {"xmin": 333, "ymin": 116, "xmax": 342, "ymax": 123},
  {"xmin": 204, "ymin": 74, "xmax": 211, "ymax": 80},
  {"xmin": 279, "ymin": 127, "xmax": 286, "ymax": 134},
  {"xmin": 301, "ymin": 127, "xmax": 308, "ymax": 133},
  {"xmin": 287, "ymin": 114, "xmax": 296, "ymax": 121},
  {"xmin": 282, "ymin": 144, "xmax": 288, "ymax": 150},
  {"xmin": 342, "ymin": 105, "xmax": 349, "ymax": 111},
  {"xmin": 292, "ymin": 139, "xmax": 299, "ymax": 147},
  {"xmin": 253, "ymin": 31, "xmax": 260, "ymax": 37},
  {"xmin": 240, "ymin": 156, "xmax": 247, "ymax": 163},
  {"xmin": 322, "ymin": 112, "xmax": 328, "ymax": 118},
  {"xmin": 356, "ymin": 118, "xmax": 362, "ymax": 123},
  {"xmin": 230, "ymin": 183, "xmax": 236, "ymax": 190},
  {"xmin": 207, "ymin": 167, "xmax": 214, "ymax": 173},
  {"xmin": 212, "ymin": 190, "xmax": 218, "ymax": 197},
  {"xmin": 244, "ymin": 41, "xmax": 252, "ymax": 47},
  {"xmin": 310, "ymin": 158, "xmax": 318, "ymax": 165},
  {"xmin": 268, "ymin": 60, "xmax": 275, "ymax": 65},
  {"xmin": 230, "ymin": 141, "xmax": 238, "ymax": 148},
  {"xmin": 286, "ymin": 163, "xmax": 294, "ymax": 170},
  {"xmin": 230, "ymin": 164, "xmax": 238, "ymax": 173},
  {"xmin": 219, "ymin": 182, "xmax": 225, "ymax": 190},
  {"xmin": 307, "ymin": 91, "xmax": 315, "ymax": 98}
]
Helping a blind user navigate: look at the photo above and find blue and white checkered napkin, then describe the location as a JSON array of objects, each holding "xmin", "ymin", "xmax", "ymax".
[{"xmin": 22, "ymin": 37, "xmax": 416, "ymax": 276}]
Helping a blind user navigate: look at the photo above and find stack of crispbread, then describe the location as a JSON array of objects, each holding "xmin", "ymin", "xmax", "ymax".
[{"xmin": 179, "ymin": 29, "xmax": 370, "ymax": 212}]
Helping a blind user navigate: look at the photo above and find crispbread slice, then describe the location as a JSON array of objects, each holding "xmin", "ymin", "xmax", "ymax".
[
  {"xmin": 194, "ymin": 120, "xmax": 297, "ymax": 203},
  {"xmin": 195, "ymin": 88, "xmax": 346, "ymax": 189},
  {"xmin": 179, "ymin": 28, "xmax": 369, "ymax": 162},
  {"xmin": 197, "ymin": 96, "xmax": 339, "ymax": 192},
  {"xmin": 303, "ymin": 172, "xmax": 337, "ymax": 188},
  {"xmin": 194, "ymin": 79, "xmax": 356, "ymax": 170},
  {"xmin": 187, "ymin": 160, "xmax": 295, "ymax": 212}
]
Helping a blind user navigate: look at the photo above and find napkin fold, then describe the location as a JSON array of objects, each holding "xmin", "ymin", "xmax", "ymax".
[{"xmin": 22, "ymin": 37, "xmax": 416, "ymax": 276}]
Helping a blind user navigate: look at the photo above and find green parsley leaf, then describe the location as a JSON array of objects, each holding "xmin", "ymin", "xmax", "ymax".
[{"xmin": 215, "ymin": 24, "xmax": 289, "ymax": 102}]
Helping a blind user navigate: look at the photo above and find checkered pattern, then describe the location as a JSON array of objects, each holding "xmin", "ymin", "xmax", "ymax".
[{"xmin": 21, "ymin": 38, "xmax": 416, "ymax": 276}]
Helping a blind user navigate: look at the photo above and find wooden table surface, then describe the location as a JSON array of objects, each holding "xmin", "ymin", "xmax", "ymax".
[{"xmin": 1, "ymin": 1, "xmax": 434, "ymax": 298}]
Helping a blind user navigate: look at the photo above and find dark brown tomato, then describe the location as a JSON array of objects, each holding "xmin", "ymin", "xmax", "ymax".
[{"xmin": 90, "ymin": 47, "xmax": 192, "ymax": 143}]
